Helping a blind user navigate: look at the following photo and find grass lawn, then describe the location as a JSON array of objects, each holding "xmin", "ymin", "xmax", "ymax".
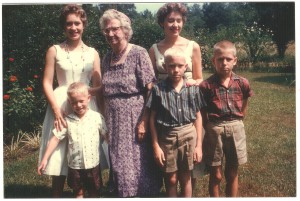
[{"xmin": 3, "ymin": 72, "xmax": 296, "ymax": 198}]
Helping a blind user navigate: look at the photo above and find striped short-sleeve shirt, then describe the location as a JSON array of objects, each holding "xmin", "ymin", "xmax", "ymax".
[{"xmin": 147, "ymin": 78, "xmax": 206, "ymax": 127}]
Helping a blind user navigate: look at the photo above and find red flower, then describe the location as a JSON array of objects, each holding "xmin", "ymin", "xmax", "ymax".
[
  {"xmin": 9, "ymin": 75, "xmax": 17, "ymax": 82},
  {"xmin": 26, "ymin": 87, "xmax": 33, "ymax": 92},
  {"xmin": 3, "ymin": 94, "xmax": 10, "ymax": 100},
  {"xmin": 33, "ymin": 75, "xmax": 39, "ymax": 79},
  {"xmin": 9, "ymin": 57, "xmax": 14, "ymax": 62}
]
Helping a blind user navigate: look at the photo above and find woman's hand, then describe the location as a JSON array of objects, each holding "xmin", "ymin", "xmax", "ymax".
[
  {"xmin": 53, "ymin": 108, "xmax": 67, "ymax": 132},
  {"xmin": 137, "ymin": 120, "xmax": 147, "ymax": 142},
  {"xmin": 186, "ymin": 78, "xmax": 203, "ymax": 86}
]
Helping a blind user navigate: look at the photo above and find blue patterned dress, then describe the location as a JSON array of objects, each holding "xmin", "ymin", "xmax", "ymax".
[{"xmin": 102, "ymin": 45, "xmax": 162, "ymax": 197}]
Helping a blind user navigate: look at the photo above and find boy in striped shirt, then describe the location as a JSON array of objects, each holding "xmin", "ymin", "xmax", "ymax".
[{"xmin": 147, "ymin": 47, "xmax": 206, "ymax": 197}]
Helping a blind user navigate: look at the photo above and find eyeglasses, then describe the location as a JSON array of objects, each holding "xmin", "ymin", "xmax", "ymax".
[{"xmin": 103, "ymin": 26, "xmax": 122, "ymax": 35}]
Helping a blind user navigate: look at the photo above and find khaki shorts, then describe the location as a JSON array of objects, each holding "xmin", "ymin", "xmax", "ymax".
[
  {"xmin": 203, "ymin": 120, "xmax": 247, "ymax": 167},
  {"xmin": 158, "ymin": 123, "xmax": 196, "ymax": 173}
]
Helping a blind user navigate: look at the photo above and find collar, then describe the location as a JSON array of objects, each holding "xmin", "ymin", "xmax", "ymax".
[
  {"xmin": 211, "ymin": 72, "xmax": 240, "ymax": 89},
  {"xmin": 212, "ymin": 72, "xmax": 240, "ymax": 83},
  {"xmin": 165, "ymin": 76, "xmax": 188, "ymax": 91},
  {"xmin": 67, "ymin": 109, "xmax": 90, "ymax": 121}
]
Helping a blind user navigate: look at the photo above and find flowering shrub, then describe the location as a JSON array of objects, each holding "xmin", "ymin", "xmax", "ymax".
[
  {"xmin": 3, "ymin": 57, "xmax": 46, "ymax": 139},
  {"xmin": 9, "ymin": 75, "xmax": 17, "ymax": 82},
  {"xmin": 3, "ymin": 94, "xmax": 10, "ymax": 100}
]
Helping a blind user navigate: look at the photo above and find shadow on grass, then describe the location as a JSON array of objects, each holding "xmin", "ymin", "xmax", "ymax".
[
  {"xmin": 4, "ymin": 184, "xmax": 73, "ymax": 198},
  {"xmin": 253, "ymin": 74, "xmax": 295, "ymax": 87},
  {"xmin": 4, "ymin": 184, "xmax": 167, "ymax": 198}
]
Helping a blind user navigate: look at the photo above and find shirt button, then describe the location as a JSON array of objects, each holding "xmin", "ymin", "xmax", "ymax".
[{"xmin": 178, "ymin": 109, "xmax": 182, "ymax": 111}]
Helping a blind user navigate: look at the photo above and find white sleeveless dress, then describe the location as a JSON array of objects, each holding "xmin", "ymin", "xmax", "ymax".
[
  {"xmin": 38, "ymin": 45, "xmax": 109, "ymax": 176},
  {"xmin": 152, "ymin": 40, "xmax": 194, "ymax": 81}
]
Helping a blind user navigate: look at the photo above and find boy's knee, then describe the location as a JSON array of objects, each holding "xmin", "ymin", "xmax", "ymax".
[
  {"xmin": 211, "ymin": 170, "xmax": 222, "ymax": 183},
  {"xmin": 166, "ymin": 173, "xmax": 178, "ymax": 186}
]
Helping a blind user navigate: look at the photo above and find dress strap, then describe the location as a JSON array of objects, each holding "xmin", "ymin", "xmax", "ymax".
[
  {"xmin": 186, "ymin": 41, "xmax": 194, "ymax": 57},
  {"xmin": 152, "ymin": 43, "xmax": 162, "ymax": 59}
]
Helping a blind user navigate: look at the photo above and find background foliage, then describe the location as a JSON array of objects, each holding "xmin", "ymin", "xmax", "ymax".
[{"xmin": 2, "ymin": 2, "xmax": 295, "ymax": 139}]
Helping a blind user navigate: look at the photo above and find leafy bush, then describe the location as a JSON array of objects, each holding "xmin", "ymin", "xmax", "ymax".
[{"xmin": 3, "ymin": 56, "xmax": 46, "ymax": 139}]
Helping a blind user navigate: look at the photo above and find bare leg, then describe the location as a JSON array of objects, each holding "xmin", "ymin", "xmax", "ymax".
[
  {"xmin": 74, "ymin": 188, "xmax": 84, "ymax": 198},
  {"xmin": 52, "ymin": 175, "xmax": 66, "ymax": 198},
  {"xmin": 165, "ymin": 172, "xmax": 178, "ymax": 197},
  {"xmin": 208, "ymin": 166, "xmax": 222, "ymax": 197},
  {"xmin": 225, "ymin": 165, "xmax": 238, "ymax": 197},
  {"xmin": 192, "ymin": 178, "xmax": 196, "ymax": 196},
  {"xmin": 178, "ymin": 170, "xmax": 192, "ymax": 197}
]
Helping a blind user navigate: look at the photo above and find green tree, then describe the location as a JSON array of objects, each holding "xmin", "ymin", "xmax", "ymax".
[
  {"xmin": 131, "ymin": 13, "xmax": 163, "ymax": 50},
  {"xmin": 96, "ymin": 3, "xmax": 138, "ymax": 20},
  {"xmin": 187, "ymin": 3, "xmax": 205, "ymax": 32},
  {"xmin": 202, "ymin": 2, "xmax": 232, "ymax": 31},
  {"xmin": 253, "ymin": 2, "xmax": 295, "ymax": 58}
]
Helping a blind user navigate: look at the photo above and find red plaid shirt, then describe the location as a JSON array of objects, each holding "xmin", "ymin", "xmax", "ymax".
[{"xmin": 199, "ymin": 73, "xmax": 253, "ymax": 121}]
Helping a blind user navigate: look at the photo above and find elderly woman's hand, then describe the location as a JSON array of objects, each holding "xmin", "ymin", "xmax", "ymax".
[{"xmin": 137, "ymin": 120, "xmax": 147, "ymax": 142}]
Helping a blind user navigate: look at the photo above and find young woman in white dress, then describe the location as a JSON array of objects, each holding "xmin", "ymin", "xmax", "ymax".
[{"xmin": 38, "ymin": 4, "xmax": 107, "ymax": 197}]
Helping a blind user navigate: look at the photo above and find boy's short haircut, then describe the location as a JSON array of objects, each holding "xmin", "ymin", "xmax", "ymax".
[
  {"xmin": 163, "ymin": 47, "xmax": 186, "ymax": 63},
  {"xmin": 67, "ymin": 82, "xmax": 89, "ymax": 97},
  {"xmin": 213, "ymin": 40, "xmax": 237, "ymax": 56}
]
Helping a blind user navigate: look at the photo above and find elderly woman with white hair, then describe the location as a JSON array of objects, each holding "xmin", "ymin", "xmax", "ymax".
[{"xmin": 99, "ymin": 9, "xmax": 162, "ymax": 197}]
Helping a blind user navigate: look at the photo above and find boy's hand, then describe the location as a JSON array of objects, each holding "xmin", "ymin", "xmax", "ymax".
[
  {"xmin": 193, "ymin": 146, "xmax": 202, "ymax": 164},
  {"xmin": 153, "ymin": 145, "xmax": 165, "ymax": 168},
  {"xmin": 37, "ymin": 160, "xmax": 48, "ymax": 175}
]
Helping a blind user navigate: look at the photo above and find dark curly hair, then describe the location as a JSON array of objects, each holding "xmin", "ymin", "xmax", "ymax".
[
  {"xmin": 156, "ymin": 3, "xmax": 187, "ymax": 28},
  {"xmin": 59, "ymin": 4, "xmax": 87, "ymax": 29}
]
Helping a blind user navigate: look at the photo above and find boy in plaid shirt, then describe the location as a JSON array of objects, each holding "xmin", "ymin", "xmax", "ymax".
[{"xmin": 200, "ymin": 40, "xmax": 253, "ymax": 197}]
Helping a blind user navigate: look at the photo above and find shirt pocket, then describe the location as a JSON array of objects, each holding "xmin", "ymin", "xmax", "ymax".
[
  {"xmin": 210, "ymin": 90, "xmax": 220, "ymax": 103},
  {"xmin": 182, "ymin": 93, "xmax": 196, "ymax": 111},
  {"xmin": 230, "ymin": 87, "xmax": 244, "ymax": 101}
]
